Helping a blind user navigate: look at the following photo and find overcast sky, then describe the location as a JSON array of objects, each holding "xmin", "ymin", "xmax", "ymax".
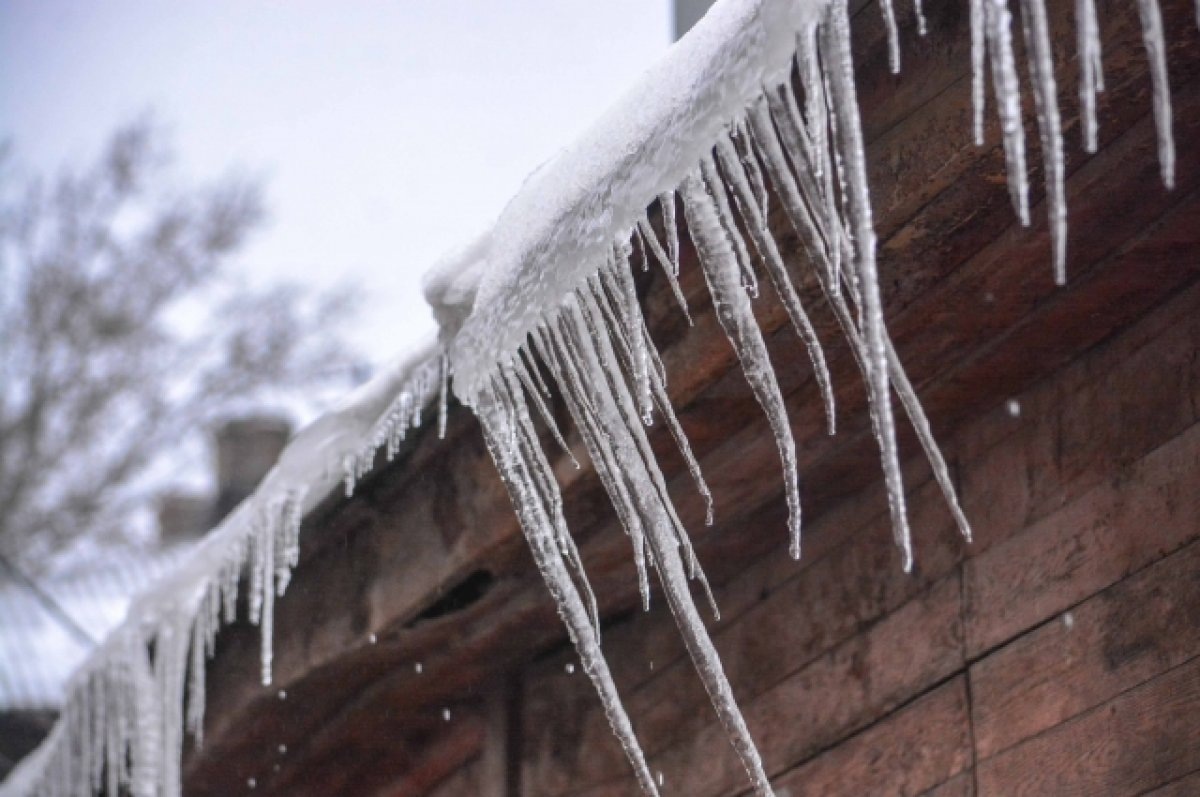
[{"xmin": 1, "ymin": 1, "xmax": 671, "ymax": 366}]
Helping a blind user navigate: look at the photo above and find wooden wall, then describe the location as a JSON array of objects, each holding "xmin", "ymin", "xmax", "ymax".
[{"xmin": 491, "ymin": 254, "xmax": 1200, "ymax": 796}]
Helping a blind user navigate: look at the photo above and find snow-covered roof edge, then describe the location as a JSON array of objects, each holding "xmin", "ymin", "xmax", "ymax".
[{"xmin": 433, "ymin": 0, "xmax": 827, "ymax": 399}]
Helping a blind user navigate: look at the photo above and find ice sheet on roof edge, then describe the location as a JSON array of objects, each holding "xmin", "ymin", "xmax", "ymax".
[{"xmin": 5, "ymin": 0, "xmax": 1187, "ymax": 792}]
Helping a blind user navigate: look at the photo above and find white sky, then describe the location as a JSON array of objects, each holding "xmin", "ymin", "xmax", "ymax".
[{"xmin": 0, "ymin": 0, "xmax": 671, "ymax": 365}]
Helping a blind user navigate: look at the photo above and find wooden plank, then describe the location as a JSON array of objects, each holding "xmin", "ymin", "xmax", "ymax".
[
  {"xmin": 526, "ymin": 473, "xmax": 964, "ymax": 794},
  {"xmin": 955, "ymin": 269, "xmax": 1200, "ymax": 556},
  {"xmin": 964, "ymin": 418, "xmax": 1200, "ymax": 658},
  {"xmin": 971, "ymin": 539, "xmax": 1200, "ymax": 759},
  {"xmin": 976, "ymin": 656, "xmax": 1200, "ymax": 796},
  {"xmin": 916, "ymin": 771, "xmax": 975, "ymax": 797},
  {"xmin": 621, "ymin": 574, "xmax": 965, "ymax": 797},
  {"xmin": 768, "ymin": 678, "xmax": 972, "ymax": 797},
  {"xmin": 1141, "ymin": 769, "xmax": 1200, "ymax": 797}
]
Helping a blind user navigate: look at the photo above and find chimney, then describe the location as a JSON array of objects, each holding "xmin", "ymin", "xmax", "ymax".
[
  {"xmin": 157, "ymin": 492, "xmax": 212, "ymax": 545},
  {"xmin": 212, "ymin": 416, "xmax": 291, "ymax": 523}
]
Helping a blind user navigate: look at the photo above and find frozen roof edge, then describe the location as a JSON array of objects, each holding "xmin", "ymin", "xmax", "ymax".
[{"xmin": 426, "ymin": 0, "xmax": 828, "ymax": 399}]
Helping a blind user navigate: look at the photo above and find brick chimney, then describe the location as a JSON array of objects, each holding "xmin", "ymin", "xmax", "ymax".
[{"xmin": 212, "ymin": 416, "xmax": 291, "ymax": 523}]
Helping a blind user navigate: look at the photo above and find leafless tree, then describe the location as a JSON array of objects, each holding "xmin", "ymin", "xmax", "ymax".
[{"xmin": 0, "ymin": 120, "xmax": 363, "ymax": 570}]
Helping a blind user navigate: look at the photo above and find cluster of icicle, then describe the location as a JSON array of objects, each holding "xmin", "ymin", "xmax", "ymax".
[
  {"xmin": 464, "ymin": 0, "xmax": 1187, "ymax": 794},
  {"xmin": 958, "ymin": 0, "xmax": 1177, "ymax": 283},
  {"xmin": 3, "ymin": 0, "xmax": 1190, "ymax": 794},
  {"xmin": 0, "ymin": 490, "xmax": 305, "ymax": 797},
  {"xmin": 1, "ymin": 355, "xmax": 447, "ymax": 797},
  {"xmin": 341, "ymin": 354, "xmax": 449, "ymax": 497},
  {"xmin": 465, "ymin": 3, "xmax": 972, "ymax": 793}
]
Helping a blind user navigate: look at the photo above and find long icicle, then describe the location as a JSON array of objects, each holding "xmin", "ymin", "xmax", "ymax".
[
  {"xmin": 712, "ymin": 137, "xmax": 837, "ymax": 436},
  {"xmin": 682, "ymin": 170, "xmax": 804, "ymax": 561},
  {"xmin": 638, "ymin": 217, "xmax": 694, "ymax": 324},
  {"xmin": 534, "ymin": 325, "xmax": 654, "ymax": 610},
  {"xmin": 474, "ymin": 379, "xmax": 660, "ymax": 797},
  {"xmin": 1019, "ymin": 0, "xmax": 1068, "ymax": 284},
  {"xmin": 573, "ymin": 287, "xmax": 716, "ymax": 611},
  {"xmin": 985, "ymin": 0, "xmax": 1031, "ymax": 225},
  {"xmin": 553, "ymin": 300, "xmax": 771, "ymax": 795},
  {"xmin": 1135, "ymin": 0, "xmax": 1177, "ymax": 188},
  {"xmin": 1076, "ymin": 0, "xmax": 1105, "ymax": 153},
  {"xmin": 971, "ymin": 0, "xmax": 988, "ymax": 145},
  {"xmin": 823, "ymin": 0, "xmax": 912, "ymax": 569},
  {"xmin": 591, "ymin": 269, "xmax": 715, "ymax": 526},
  {"xmin": 880, "ymin": 0, "xmax": 903, "ymax": 73},
  {"xmin": 499, "ymin": 366, "xmax": 602, "ymax": 637}
]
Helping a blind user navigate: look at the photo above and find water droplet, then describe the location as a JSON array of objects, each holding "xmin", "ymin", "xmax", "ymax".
[
  {"xmin": 247, "ymin": 777, "xmax": 257, "ymax": 789},
  {"xmin": 564, "ymin": 662, "xmax": 575, "ymax": 675},
  {"xmin": 277, "ymin": 690, "xmax": 287, "ymax": 701},
  {"xmin": 1062, "ymin": 611, "xmax": 1075, "ymax": 630},
  {"xmin": 442, "ymin": 707, "xmax": 451, "ymax": 722},
  {"xmin": 278, "ymin": 744, "xmax": 287, "ymax": 755},
  {"xmin": 1005, "ymin": 399, "xmax": 1021, "ymax": 418},
  {"xmin": 414, "ymin": 662, "xmax": 423, "ymax": 674},
  {"xmin": 368, "ymin": 633, "xmax": 377, "ymax": 644},
  {"xmin": 656, "ymin": 770, "xmax": 665, "ymax": 787},
  {"xmin": 649, "ymin": 660, "xmax": 655, "ymax": 671}
]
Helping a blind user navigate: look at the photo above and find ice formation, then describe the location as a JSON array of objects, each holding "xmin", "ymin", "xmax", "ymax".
[{"xmin": 3, "ymin": 0, "xmax": 1187, "ymax": 794}]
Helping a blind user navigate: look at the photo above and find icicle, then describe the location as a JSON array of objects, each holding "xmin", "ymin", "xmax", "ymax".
[
  {"xmin": 534, "ymin": 324, "xmax": 653, "ymax": 611},
  {"xmin": 638, "ymin": 216, "xmax": 694, "ymax": 324},
  {"xmin": 659, "ymin": 192, "xmax": 680, "ymax": 277},
  {"xmin": 914, "ymin": 0, "xmax": 928, "ymax": 36},
  {"xmin": 547, "ymin": 299, "xmax": 767, "ymax": 794},
  {"xmin": 767, "ymin": 87, "xmax": 839, "ymax": 295},
  {"xmin": 474, "ymin": 382, "xmax": 660, "ymax": 797},
  {"xmin": 880, "ymin": 0, "xmax": 902, "ymax": 73},
  {"xmin": 186, "ymin": 616, "xmax": 207, "ymax": 747},
  {"xmin": 700, "ymin": 155, "xmax": 760, "ymax": 300},
  {"xmin": 519, "ymin": 346, "xmax": 553, "ymax": 399},
  {"xmin": 747, "ymin": 102, "xmax": 829, "ymax": 278},
  {"xmin": 437, "ymin": 352, "xmax": 450, "ymax": 439},
  {"xmin": 971, "ymin": 0, "xmax": 987, "ymax": 145},
  {"xmin": 732, "ymin": 120, "xmax": 770, "ymax": 217},
  {"xmin": 259, "ymin": 507, "xmax": 277, "ymax": 686},
  {"xmin": 883, "ymin": 336, "xmax": 973, "ymax": 542},
  {"xmin": 1135, "ymin": 0, "xmax": 1176, "ymax": 188},
  {"xmin": 682, "ymin": 170, "xmax": 803, "ymax": 560},
  {"xmin": 496, "ymin": 367, "xmax": 601, "ymax": 637},
  {"xmin": 986, "ymin": 0, "xmax": 1031, "ymax": 225},
  {"xmin": 823, "ymin": 0, "xmax": 911, "ymax": 569},
  {"xmin": 610, "ymin": 244, "xmax": 655, "ymax": 424},
  {"xmin": 511, "ymin": 353, "xmax": 579, "ymax": 469},
  {"xmin": 1075, "ymin": 0, "xmax": 1105, "ymax": 153},
  {"xmin": 589, "ymin": 271, "xmax": 714, "ymax": 524},
  {"xmin": 1019, "ymin": 0, "xmax": 1068, "ymax": 284},
  {"xmin": 796, "ymin": 27, "xmax": 848, "ymax": 301},
  {"xmin": 714, "ymin": 133, "xmax": 837, "ymax": 436},
  {"xmin": 569, "ymin": 291, "xmax": 716, "ymax": 615}
]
